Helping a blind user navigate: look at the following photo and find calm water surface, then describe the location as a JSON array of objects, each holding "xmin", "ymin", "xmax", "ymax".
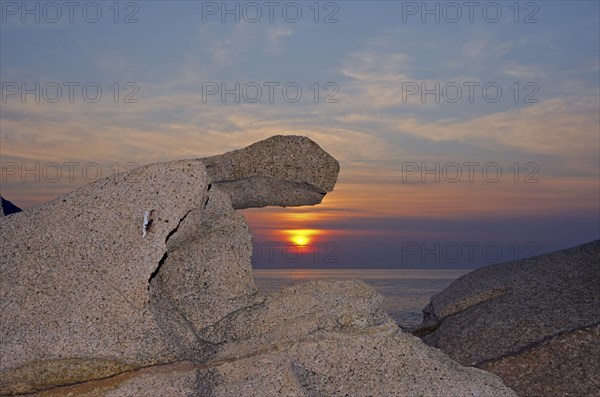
[{"xmin": 253, "ymin": 269, "xmax": 470, "ymax": 329}]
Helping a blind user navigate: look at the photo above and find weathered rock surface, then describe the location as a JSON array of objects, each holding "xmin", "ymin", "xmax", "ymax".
[
  {"xmin": 0, "ymin": 196, "xmax": 22, "ymax": 217},
  {"xmin": 194, "ymin": 280, "xmax": 515, "ymax": 397},
  {"xmin": 22, "ymin": 281, "xmax": 516, "ymax": 397},
  {"xmin": 417, "ymin": 239, "xmax": 600, "ymax": 396},
  {"xmin": 148, "ymin": 187, "xmax": 261, "ymax": 360},
  {"xmin": 203, "ymin": 135, "xmax": 339, "ymax": 209},
  {"xmin": 1, "ymin": 160, "xmax": 211, "ymax": 395},
  {"xmin": 1, "ymin": 135, "xmax": 515, "ymax": 396}
]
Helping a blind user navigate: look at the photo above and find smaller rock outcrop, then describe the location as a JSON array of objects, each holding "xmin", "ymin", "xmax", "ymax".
[
  {"xmin": 203, "ymin": 135, "xmax": 339, "ymax": 209},
  {"xmin": 417, "ymin": 240, "xmax": 600, "ymax": 396},
  {"xmin": 191, "ymin": 280, "xmax": 516, "ymax": 397}
]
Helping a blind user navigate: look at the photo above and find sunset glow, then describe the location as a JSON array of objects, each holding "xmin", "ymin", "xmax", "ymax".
[
  {"xmin": 284, "ymin": 229, "xmax": 321, "ymax": 247},
  {"xmin": 1, "ymin": 2, "xmax": 598, "ymax": 268}
]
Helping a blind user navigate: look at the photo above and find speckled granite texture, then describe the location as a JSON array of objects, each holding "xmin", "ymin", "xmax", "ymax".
[{"xmin": 418, "ymin": 239, "xmax": 600, "ymax": 396}]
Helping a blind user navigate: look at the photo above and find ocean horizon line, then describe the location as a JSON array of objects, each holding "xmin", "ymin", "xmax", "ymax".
[{"xmin": 253, "ymin": 268, "xmax": 471, "ymax": 280}]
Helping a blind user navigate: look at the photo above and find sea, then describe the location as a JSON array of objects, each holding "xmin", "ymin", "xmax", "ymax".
[{"xmin": 253, "ymin": 269, "xmax": 470, "ymax": 330}]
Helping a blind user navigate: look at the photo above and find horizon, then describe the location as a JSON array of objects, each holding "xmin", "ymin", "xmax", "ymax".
[
  {"xmin": 1, "ymin": 1, "xmax": 599, "ymax": 269},
  {"xmin": 252, "ymin": 268, "xmax": 472, "ymax": 277}
]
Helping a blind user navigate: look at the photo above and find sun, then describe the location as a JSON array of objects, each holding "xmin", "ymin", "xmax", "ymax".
[
  {"xmin": 291, "ymin": 234, "xmax": 310, "ymax": 246},
  {"xmin": 285, "ymin": 229, "xmax": 320, "ymax": 246}
]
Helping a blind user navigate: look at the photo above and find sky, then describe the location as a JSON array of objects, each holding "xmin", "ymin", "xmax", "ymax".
[{"xmin": 1, "ymin": 0, "xmax": 599, "ymax": 269}]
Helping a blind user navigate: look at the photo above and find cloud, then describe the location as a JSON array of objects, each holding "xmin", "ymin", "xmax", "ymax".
[
  {"xmin": 265, "ymin": 25, "xmax": 293, "ymax": 53},
  {"xmin": 195, "ymin": 23, "xmax": 255, "ymax": 67},
  {"xmin": 341, "ymin": 51, "xmax": 411, "ymax": 82},
  {"xmin": 397, "ymin": 96, "xmax": 599, "ymax": 161},
  {"xmin": 339, "ymin": 50, "xmax": 433, "ymax": 109},
  {"xmin": 461, "ymin": 36, "xmax": 513, "ymax": 71},
  {"xmin": 503, "ymin": 63, "xmax": 544, "ymax": 79}
]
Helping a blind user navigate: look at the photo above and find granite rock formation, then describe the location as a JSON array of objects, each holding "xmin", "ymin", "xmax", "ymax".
[
  {"xmin": 1, "ymin": 136, "xmax": 515, "ymax": 396},
  {"xmin": 417, "ymin": 240, "xmax": 600, "ymax": 396}
]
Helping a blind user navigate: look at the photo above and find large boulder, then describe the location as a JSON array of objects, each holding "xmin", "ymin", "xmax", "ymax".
[
  {"xmin": 0, "ymin": 135, "xmax": 338, "ymax": 394},
  {"xmin": 1, "ymin": 135, "xmax": 515, "ymax": 396},
  {"xmin": 416, "ymin": 240, "xmax": 600, "ymax": 396}
]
